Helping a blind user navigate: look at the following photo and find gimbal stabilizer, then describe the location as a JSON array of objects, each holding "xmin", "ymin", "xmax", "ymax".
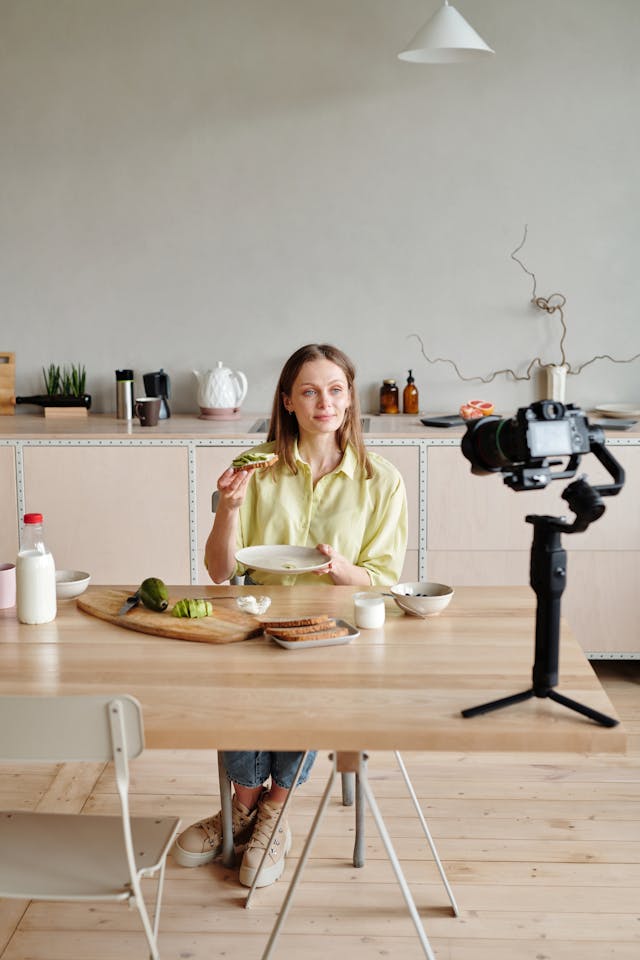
[{"xmin": 461, "ymin": 413, "xmax": 625, "ymax": 728}]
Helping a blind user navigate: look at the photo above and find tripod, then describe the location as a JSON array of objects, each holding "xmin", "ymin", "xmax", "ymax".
[{"xmin": 462, "ymin": 442, "xmax": 625, "ymax": 729}]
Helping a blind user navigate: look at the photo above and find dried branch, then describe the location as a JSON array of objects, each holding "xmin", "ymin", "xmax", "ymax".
[
  {"xmin": 510, "ymin": 224, "xmax": 538, "ymax": 300},
  {"xmin": 510, "ymin": 224, "xmax": 639, "ymax": 374},
  {"xmin": 407, "ymin": 333, "xmax": 544, "ymax": 383},
  {"xmin": 570, "ymin": 351, "xmax": 640, "ymax": 374},
  {"xmin": 408, "ymin": 224, "xmax": 639, "ymax": 383}
]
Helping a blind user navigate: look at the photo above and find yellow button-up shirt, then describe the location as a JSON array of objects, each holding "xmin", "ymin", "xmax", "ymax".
[{"xmin": 235, "ymin": 441, "xmax": 408, "ymax": 586}]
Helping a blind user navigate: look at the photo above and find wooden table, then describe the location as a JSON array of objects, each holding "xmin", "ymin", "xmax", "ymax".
[
  {"xmin": 0, "ymin": 584, "xmax": 624, "ymax": 753},
  {"xmin": 0, "ymin": 584, "xmax": 625, "ymax": 960}
]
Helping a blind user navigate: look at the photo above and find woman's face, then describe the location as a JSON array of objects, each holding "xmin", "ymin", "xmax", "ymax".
[{"xmin": 283, "ymin": 358, "xmax": 351, "ymax": 438}]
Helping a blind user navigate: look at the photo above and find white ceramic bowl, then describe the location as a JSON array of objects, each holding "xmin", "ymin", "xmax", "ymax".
[
  {"xmin": 390, "ymin": 581, "xmax": 454, "ymax": 618},
  {"xmin": 55, "ymin": 570, "xmax": 91, "ymax": 600}
]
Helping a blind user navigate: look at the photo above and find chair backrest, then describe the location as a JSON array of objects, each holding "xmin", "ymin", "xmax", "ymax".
[{"xmin": 0, "ymin": 694, "xmax": 144, "ymax": 763}]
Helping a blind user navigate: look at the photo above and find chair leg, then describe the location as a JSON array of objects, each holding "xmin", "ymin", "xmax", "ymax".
[
  {"xmin": 353, "ymin": 773, "xmax": 366, "ymax": 867},
  {"xmin": 129, "ymin": 877, "xmax": 161, "ymax": 960},
  {"xmin": 341, "ymin": 770, "xmax": 355, "ymax": 805},
  {"xmin": 218, "ymin": 751, "xmax": 235, "ymax": 867},
  {"xmin": 150, "ymin": 857, "xmax": 168, "ymax": 941},
  {"xmin": 394, "ymin": 751, "xmax": 460, "ymax": 917}
]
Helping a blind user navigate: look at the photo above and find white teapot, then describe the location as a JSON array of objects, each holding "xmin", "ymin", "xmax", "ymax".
[{"xmin": 193, "ymin": 362, "xmax": 248, "ymax": 414}]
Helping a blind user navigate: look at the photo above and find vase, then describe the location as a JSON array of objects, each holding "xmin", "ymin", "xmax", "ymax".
[{"xmin": 545, "ymin": 365, "xmax": 568, "ymax": 403}]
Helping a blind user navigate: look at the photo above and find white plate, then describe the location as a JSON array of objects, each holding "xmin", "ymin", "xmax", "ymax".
[
  {"xmin": 235, "ymin": 545, "xmax": 331, "ymax": 574},
  {"xmin": 266, "ymin": 619, "xmax": 359, "ymax": 650},
  {"xmin": 594, "ymin": 403, "xmax": 640, "ymax": 419}
]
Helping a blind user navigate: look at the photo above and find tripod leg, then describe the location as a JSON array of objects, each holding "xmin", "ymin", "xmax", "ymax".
[
  {"xmin": 465, "ymin": 518, "xmax": 619, "ymax": 728},
  {"xmin": 462, "ymin": 688, "xmax": 534, "ymax": 719},
  {"xmin": 548, "ymin": 689, "xmax": 618, "ymax": 728}
]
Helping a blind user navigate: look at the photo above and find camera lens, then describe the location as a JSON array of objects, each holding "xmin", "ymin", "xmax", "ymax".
[
  {"xmin": 461, "ymin": 415, "xmax": 511, "ymax": 473},
  {"xmin": 461, "ymin": 414, "xmax": 531, "ymax": 473}
]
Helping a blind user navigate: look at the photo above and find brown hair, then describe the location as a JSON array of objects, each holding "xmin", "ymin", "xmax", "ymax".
[{"xmin": 267, "ymin": 343, "xmax": 372, "ymax": 477}]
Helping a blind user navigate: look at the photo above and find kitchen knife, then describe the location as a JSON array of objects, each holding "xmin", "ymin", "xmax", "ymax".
[{"xmin": 117, "ymin": 592, "xmax": 140, "ymax": 615}]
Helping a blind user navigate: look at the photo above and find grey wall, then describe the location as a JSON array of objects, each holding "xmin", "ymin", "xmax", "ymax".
[{"xmin": 2, "ymin": 0, "xmax": 639, "ymax": 416}]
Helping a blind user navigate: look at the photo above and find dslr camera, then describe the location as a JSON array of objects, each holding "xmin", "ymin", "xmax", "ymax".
[{"xmin": 461, "ymin": 401, "xmax": 597, "ymax": 491}]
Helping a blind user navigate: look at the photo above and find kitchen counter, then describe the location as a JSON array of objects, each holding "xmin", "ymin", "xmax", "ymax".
[
  {"xmin": 1, "ymin": 411, "xmax": 638, "ymax": 440},
  {"xmin": 1, "ymin": 412, "xmax": 638, "ymax": 658}
]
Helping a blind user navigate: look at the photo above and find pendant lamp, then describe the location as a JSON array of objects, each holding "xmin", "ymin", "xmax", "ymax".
[{"xmin": 398, "ymin": 1, "xmax": 494, "ymax": 63}]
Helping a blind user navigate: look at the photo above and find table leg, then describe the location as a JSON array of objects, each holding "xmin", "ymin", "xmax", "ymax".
[
  {"xmin": 394, "ymin": 751, "xmax": 459, "ymax": 917},
  {"xmin": 260, "ymin": 754, "xmax": 338, "ymax": 960},
  {"xmin": 358, "ymin": 754, "xmax": 438, "ymax": 960},
  {"xmin": 260, "ymin": 751, "xmax": 440, "ymax": 960}
]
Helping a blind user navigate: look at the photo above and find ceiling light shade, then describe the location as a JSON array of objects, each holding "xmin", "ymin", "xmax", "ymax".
[{"xmin": 398, "ymin": 1, "xmax": 494, "ymax": 63}]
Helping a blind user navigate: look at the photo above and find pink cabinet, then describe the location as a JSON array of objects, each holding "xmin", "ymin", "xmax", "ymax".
[{"xmin": 22, "ymin": 446, "xmax": 191, "ymax": 584}]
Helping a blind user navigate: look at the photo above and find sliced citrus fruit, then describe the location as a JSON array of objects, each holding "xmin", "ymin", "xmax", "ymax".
[
  {"xmin": 468, "ymin": 399, "xmax": 495, "ymax": 416},
  {"xmin": 459, "ymin": 403, "xmax": 484, "ymax": 420}
]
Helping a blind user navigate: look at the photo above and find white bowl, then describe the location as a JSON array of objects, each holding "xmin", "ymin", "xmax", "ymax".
[
  {"xmin": 390, "ymin": 581, "xmax": 454, "ymax": 618},
  {"xmin": 55, "ymin": 570, "xmax": 91, "ymax": 599}
]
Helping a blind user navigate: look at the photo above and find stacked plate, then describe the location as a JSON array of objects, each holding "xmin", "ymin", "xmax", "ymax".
[{"xmin": 594, "ymin": 404, "xmax": 640, "ymax": 419}]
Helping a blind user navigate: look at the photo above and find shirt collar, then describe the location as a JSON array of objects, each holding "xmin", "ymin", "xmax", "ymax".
[{"xmin": 293, "ymin": 439, "xmax": 357, "ymax": 478}]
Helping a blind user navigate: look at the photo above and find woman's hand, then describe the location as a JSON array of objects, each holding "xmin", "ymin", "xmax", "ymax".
[
  {"xmin": 216, "ymin": 467, "xmax": 251, "ymax": 512},
  {"xmin": 205, "ymin": 468, "xmax": 251, "ymax": 583},
  {"xmin": 314, "ymin": 543, "xmax": 371, "ymax": 586}
]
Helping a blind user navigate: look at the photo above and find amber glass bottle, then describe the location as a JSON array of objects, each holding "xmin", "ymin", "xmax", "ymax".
[
  {"xmin": 380, "ymin": 379, "xmax": 399, "ymax": 414},
  {"xmin": 403, "ymin": 370, "xmax": 419, "ymax": 414}
]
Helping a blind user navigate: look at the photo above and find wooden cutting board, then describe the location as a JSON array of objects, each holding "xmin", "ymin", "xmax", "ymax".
[
  {"xmin": 77, "ymin": 587, "xmax": 262, "ymax": 644},
  {"xmin": 0, "ymin": 353, "xmax": 15, "ymax": 415}
]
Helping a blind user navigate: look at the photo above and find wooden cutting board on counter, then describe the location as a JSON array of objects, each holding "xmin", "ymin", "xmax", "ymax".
[
  {"xmin": 0, "ymin": 353, "xmax": 15, "ymax": 415},
  {"xmin": 77, "ymin": 587, "xmax": 262, "ymax": 644}
]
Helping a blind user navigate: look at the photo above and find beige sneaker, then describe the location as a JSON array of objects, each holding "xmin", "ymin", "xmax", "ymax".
[
  {"xmin": 239, "ymin": 797, "xmax": 292, "ymax": 888},
  {"xmin": 173, "ymin": 794, "xmax": 258, "ymax": 867}
]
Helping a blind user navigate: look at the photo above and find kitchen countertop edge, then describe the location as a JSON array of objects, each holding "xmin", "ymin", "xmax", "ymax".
[{"xmin": 1, "ymin": 412, "xmax": 639, "ymax": 441}]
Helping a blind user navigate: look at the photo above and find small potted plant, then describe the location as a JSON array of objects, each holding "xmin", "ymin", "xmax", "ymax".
[{"xmin": 16, "ymin": 363, "xmax": 91, "ymax": 412}]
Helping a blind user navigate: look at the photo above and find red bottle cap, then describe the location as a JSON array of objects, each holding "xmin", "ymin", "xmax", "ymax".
[{"xmin": 23, "ymin": 513, "xmax": 43, "ymax": 524}]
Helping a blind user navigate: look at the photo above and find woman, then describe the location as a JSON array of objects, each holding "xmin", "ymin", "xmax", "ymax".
[{"xmin": 173, "ymin": 344, "xmax": 408, "ymax": 887}]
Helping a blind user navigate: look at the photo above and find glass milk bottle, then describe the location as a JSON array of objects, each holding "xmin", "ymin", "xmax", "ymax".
[{"xmin": 16, "ymin": 512, "xmax": 57, "ymax": 624}]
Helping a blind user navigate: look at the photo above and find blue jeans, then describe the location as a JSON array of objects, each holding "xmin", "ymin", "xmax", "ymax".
[
  {"xmin": 222, "ymin": 751, "xmax": 317, "ymax": 789},
  {"xmin": 227, "ymin": 578, "xmax": 317, "ymax": 789}
]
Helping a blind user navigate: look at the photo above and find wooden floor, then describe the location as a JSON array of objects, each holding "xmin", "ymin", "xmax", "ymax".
[{"xmin": 1, "ymin": 660, "xmax": 639, "ymax": 960}]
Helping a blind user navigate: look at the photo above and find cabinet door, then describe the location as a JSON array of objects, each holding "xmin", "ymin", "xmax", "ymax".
[
  {"xmin": 428, "ymin": 445, "xmax": 639, "ymax": 552},
  {"xmin": 195, "ymin": 447, "xmax": 239, "ymax": 584},
  {"xmin": 562, "ymin": 446, "xmax": 639, "ymax": 550},
  {"xmin": 0, "ymin": 447, "xmax": 18, "ymax": 559},
  {"xmin": 22, "ymin": 446, "xmax": 191, "ymax": 584},
  {"xmin": 428, "ymin": 447, "xmax": 563, "ymax": 551},
  {"xmin": 366, "ymin": 444, "xmax": 420, "ymax": 581},
  {"xmin": 426, "ymin": 444, "xmax": 640, "ymax": 656}
]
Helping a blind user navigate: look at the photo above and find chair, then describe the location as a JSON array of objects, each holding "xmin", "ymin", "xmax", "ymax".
[{"xmin": 0, "ymin": 694, "xmax": 181, "ymax": 960}]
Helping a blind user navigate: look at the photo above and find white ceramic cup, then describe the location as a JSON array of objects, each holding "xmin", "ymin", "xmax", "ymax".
[
  {"xmin": 353, "ymin": 592, "xmax": 385, "ymax": 629},
  {"xmin": 0, "ymin": 562, "xmax": 16, "ymax": 609}
]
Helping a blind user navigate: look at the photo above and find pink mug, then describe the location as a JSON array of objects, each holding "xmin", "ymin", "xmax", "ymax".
[{"xmin": 0, "ymin": 563, "xmax": 16, "ymax": 609}]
